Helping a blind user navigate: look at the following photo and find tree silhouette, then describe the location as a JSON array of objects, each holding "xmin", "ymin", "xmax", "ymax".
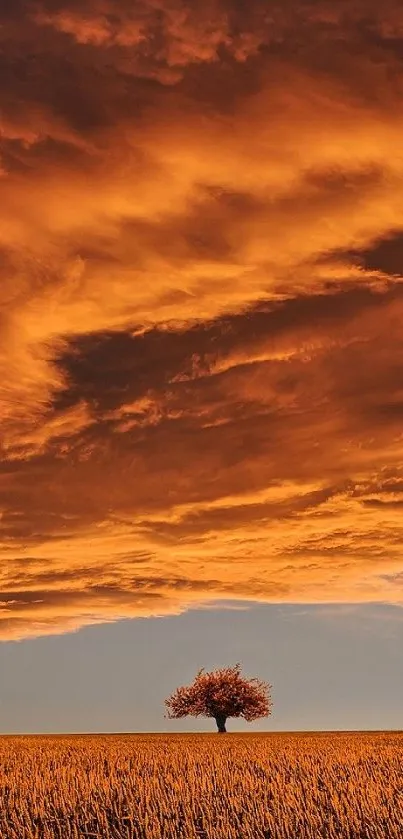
[{"xmin": 165, "ymin": 663, "xmax": 272, "ymax": 733}]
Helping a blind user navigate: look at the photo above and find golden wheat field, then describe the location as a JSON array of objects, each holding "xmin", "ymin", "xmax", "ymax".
[{"xmin": 0, "ymin": 732, "xmax": 401, "ymax": 839}]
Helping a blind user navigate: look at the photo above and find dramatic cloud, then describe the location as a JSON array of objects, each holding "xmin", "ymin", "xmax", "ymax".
[{"xmin": 0, "ymin": 0, "xmax": 402, "ymax": 639}]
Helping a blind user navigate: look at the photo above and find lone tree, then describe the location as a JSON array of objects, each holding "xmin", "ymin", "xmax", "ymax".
[{"xmin": 165, "ymin": 663, "xmax": 272, "ymax": 733}]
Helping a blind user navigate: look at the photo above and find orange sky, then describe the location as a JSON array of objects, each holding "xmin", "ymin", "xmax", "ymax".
[{"xmin": 0, "ymin": 0, "xmax": 402, "ymax": 640}]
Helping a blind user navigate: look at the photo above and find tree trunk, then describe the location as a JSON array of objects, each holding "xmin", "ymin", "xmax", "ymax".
[{"xmin": 215, "ymin": 715, "xmax": 227, "ymax": 733}]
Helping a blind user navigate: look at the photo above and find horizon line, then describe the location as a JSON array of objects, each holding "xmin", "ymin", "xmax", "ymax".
[{"xmin": 1, "ymin": 728, "xmax": 402, "ymax": 737}]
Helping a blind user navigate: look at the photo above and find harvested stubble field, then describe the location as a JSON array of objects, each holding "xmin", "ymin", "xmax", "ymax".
[{"xmin": 0, "ymin": 732, "xmax": 401, "ymax": 839}]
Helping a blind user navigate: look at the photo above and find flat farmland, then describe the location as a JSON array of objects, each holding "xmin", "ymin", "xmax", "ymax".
[{"xmin": 0, "ymin": 732, "xmax": 401, "ymax": 838}]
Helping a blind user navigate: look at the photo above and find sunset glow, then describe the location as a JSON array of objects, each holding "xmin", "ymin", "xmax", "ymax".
[{"xmin": 1, "ymin": 0, "xmax": 403, "ymax": 641}]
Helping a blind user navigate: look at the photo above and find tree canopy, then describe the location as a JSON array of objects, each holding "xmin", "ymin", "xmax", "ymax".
[{"xmin": 165, "ymin": 663, "xmax": 272, "ymax": 732}]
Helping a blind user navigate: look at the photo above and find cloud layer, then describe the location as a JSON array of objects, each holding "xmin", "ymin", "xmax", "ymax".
[{"xmin": 0, "ymin": 0, "xmax": 402, "ymax": 639}]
